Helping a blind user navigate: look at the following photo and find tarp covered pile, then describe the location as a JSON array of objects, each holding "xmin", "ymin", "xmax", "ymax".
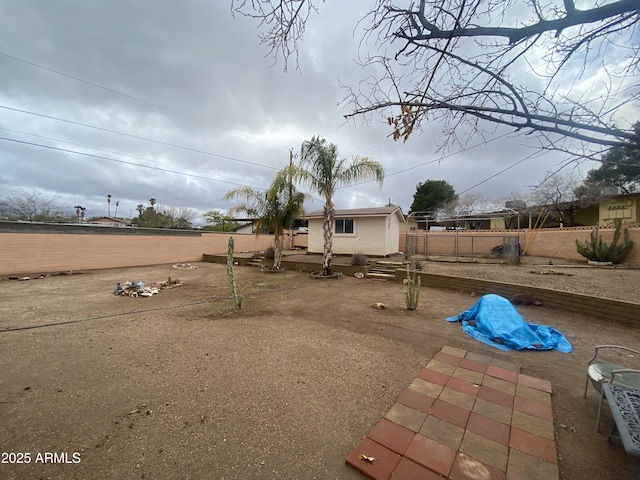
[{"xmin": 446, "ymin": 294, "xmax": 572, "ymax": 353}]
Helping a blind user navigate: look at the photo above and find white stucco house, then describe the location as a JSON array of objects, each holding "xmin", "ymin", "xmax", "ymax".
[
  {"xmin": 233, "ymin": 221, "xmax": 257, "ymax": 234},
  {"xmin": 306, "ymin": 206, "xmax": 405, "ymax": 256}
]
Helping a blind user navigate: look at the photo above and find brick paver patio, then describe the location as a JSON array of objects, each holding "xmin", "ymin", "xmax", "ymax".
[{"xmin": 346, "ymin": 346, "xmax": 558, "ymax": 480}]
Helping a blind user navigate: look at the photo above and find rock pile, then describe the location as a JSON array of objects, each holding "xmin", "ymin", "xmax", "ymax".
[{"xmin": 114, "ymin": 278, "xmax": 183, "ymax": 298}]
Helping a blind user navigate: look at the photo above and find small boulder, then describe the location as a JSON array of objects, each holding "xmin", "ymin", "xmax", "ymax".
[{"xmin": 511, "ymin": 294, "xmax": 538, "ymax": 305}]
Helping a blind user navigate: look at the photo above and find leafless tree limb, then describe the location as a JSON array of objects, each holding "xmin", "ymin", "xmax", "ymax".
[
  {"xmin": 234, "ymin": 0, "xmax": 640, "ymax": 159},
  {"xmin": 231, "ymin": 0, "xmax": 321, "ymax": 71},
  {"xmin": 388, "ymin": 0, "xmax": 638, "ymax": 43}
]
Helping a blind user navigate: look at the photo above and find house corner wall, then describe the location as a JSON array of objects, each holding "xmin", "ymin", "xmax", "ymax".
[
  {"xmin": 385, "ymin": 215, "xmax": 401, "ymax": 255},
  {"xmin": 599, "ymin": 197, "xmax": 638, "ymax": 225}
]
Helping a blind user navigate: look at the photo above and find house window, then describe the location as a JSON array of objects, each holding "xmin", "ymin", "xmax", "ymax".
[{"xmin": 335, "ymin": 218, "xmax": 354, "ymax": 234}]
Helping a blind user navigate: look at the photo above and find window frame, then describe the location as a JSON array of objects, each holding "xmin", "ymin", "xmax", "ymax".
[{"xmin": 335, "ymin": 218, "xmax": 354, "ymax": 235}]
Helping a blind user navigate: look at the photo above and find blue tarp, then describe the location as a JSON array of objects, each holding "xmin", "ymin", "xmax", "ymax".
[{"xmin": 445, "ymin": 294, "xmax": 572, "ymax": 353}]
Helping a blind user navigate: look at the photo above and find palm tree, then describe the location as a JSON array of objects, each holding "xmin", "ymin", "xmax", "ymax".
[
  {"xmin": 114, "ymin": 201, "xmax": 119, "ymax": 219},
  {"xmin": 224, "ymin": 168, "xmax": 307, "ymax": 269},
  {"xmin": 74, "ymin": 205, "xmax": 84, "ymax": 223},
  {"xmin": 73, "ymin": 205, "xmax": 86, "ymax": 223},
  {"xmin": 136, "ymin": 204, "xmax": 144, "ymax": 215},
  {"xmin": 107, "ymin": 194, "xmax": 112, "ymax": 217},
  {"xmin": 149, "ymin": 198, "xmax": 157, "ymax": 211},
  {"xmin": 294, "ymin": 136, "xmax": 384, "ymax": 276}
]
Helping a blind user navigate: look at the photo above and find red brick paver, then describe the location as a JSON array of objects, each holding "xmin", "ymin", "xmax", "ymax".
[
  {"xmin": 368, "ymin": 418, "xmax": 416, "ymax": 456},
  {"xmin": 346, "ymin": 436, "xmax": 401, "ymax": 480},
  {"xmin": 396, "ymin": 387, "xmax": 436, "ymax": 414},
  {"xmin": 346, "ymin": 346, "xmax": 559, "ymax": 480}
]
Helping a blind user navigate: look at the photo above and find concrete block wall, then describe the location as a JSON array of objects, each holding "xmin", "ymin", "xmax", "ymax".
[
  {"xmin": 0, "ymin": 224, "xmax": 274, "ymax": 276},
  {"xmin": 393, "ymin": 270, "xmax": 639, "ymax": 325},
  {"xmin": 400, "ymin": 226, "xmax": 640, "ymax": 265},
  {"xmin": 2, "ymin": 222, "xmax": 639, "ymax": 276}
]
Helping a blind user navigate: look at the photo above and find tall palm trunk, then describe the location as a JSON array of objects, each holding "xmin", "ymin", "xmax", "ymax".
[
  {"xmin": 322, "ymin": 199, "xmax": 334, "ymax": 276},
  {"xmin": 272, "ymin": 231, "xmax": 283, "ymax": 269}
]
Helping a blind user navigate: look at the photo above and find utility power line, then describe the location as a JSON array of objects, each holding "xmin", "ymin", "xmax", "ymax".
[
  {"xmin": 0, "ymin": 105, "xmax": 279, "ymax": 172},
  {"xmin": 0, "ymin": 135, "xmax": 323, "ymax": 207},
  {"xmin": 0, "ymin": 51, "xmax": 289, "ymax": 150},
  {"xmin": 0, "ymin": 127, "xmax": 268, "ymax": 188},
  {"xmin": 0, "ymin": 136, "xmax": 266, "ymax": 189}
]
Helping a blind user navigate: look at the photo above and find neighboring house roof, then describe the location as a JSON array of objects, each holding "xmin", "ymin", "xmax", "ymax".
[
  {"xmin": 88, "ymin": 216, "xmax": 128, "ymax": 224},
  {"xmin": 306, "ymin": 206, "xmax": 405, "ymax": 222},
  {"xmin": 230, "ymin": 217, "xmax": 308, "ymax": 233},
  {"xmin": 607, "ymin": 192, "xmax": 640, "ymax": 200},
  {"xmin": 232, "ymin": 221, "xmax": 255, "ymax": 232},
  {"xmin": 507, "ymin": 192, "xmax": 640, "ymax": 215}
]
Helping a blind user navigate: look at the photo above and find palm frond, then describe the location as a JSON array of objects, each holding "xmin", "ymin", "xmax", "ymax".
[
  {"xmin": 224, "ymin": 166, "xmax": 308, "ymax": 244},
  {"xmin": 336, "ymin": 157, "xmax": 385, "ymax": 188}
]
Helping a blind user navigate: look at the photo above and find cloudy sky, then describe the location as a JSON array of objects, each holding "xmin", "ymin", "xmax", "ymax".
[{"xmin": 0, "ymin": 1, "xmax": 613, "ymax": 223}]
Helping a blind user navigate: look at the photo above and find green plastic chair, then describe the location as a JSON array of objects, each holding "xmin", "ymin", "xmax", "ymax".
[{"xmin": 585, "ymin": 345, "xmax": 640, "ymax": 398}]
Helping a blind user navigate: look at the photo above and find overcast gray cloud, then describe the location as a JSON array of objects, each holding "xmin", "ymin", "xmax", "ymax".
[{"xmin": 0, "ymin": 0, "xmax": 598, "ymax": 223}]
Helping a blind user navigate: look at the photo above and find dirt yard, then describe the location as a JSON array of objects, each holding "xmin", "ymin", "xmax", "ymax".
[{"xmin": 1, "ymin": 259, "xmax": 639, "ymax": 479}]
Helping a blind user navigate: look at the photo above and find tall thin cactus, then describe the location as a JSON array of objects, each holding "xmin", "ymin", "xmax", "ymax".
[
  {"xmin": 226, "ymin": 237, "xmax": 243, "ymax": 309},
  {"xmin": 576, "ymin": 219, "xmax": 634, "ymax": 264},
  {"xmin": 405, "ymin": 265, "xmax": 421, "ymax": 310}
]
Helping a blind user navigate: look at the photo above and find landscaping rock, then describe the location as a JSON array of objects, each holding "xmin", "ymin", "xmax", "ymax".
[{"xmin": 172, "ymin": 263, "xmax": 197, "ymax": 269}]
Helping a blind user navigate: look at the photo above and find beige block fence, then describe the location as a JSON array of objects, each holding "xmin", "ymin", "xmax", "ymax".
[
  {"xmin": 399, "ymin": 225, "xmax": 640, "ymax": 265},
  {"xmin": 0, "ymin": 223, "xmax": 638, "ymax": 276},
  {"xmin": 0, "ymin": 223, "xmax": 274, "ymax": 276}
]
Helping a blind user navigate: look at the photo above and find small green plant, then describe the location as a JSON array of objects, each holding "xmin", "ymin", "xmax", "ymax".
[
  {"xmin": 351, "ymin": 252, "xmax": 368, "ymax": 266},
  {"xmin": 405, "ymin": 265, "xmax": 421, "ymax": 310},
  {"xmin": 414, "ymin": 259, "xmax": 423, "ymax": 271},
  {"xmin": 576, "ymin": 219, "xmax": 634, "ymax": 264},
  {"xmin": 167, "ymin": 275, "xmax": 172, "ymax": 284},
  {"xmin": 226, "ymin": 237, "xmax": 243, "ymax": 309},
  {"xmin": 263, "ymin": 246, "xmax": 275, "ymax": 259}
]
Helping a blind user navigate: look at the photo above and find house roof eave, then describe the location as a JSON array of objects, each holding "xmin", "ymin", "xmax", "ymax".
[{"xmin": 306, "ymin": 206, "xmax": 405, "ymax": 222}]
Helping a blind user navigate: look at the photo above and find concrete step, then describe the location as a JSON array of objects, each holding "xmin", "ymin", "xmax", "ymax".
[
  {"xmin": 366, "ymin": 272, "xmax": 396, "ymax": 279},
  {"xmin": 368, "ymin": 266, "xmax": 399, "ymax": 274},
  {"xmin": 375, "ymin": 260, "xmax": 406, "ymax": 267}
]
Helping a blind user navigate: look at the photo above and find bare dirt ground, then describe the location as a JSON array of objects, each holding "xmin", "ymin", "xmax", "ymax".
[{"xmin": 1, "ymin": 257, "xmax": 640, "ymax": 479}]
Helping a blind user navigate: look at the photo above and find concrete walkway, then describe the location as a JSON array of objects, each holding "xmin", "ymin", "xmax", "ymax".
[{"xmin": 346, "ymin": 346, "xmax": 558, "ymax": 480}]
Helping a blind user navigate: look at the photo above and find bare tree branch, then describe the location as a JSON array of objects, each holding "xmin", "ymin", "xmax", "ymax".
[
  {"xmin": 387, "ymin": 0, "xmax": 639, "ymax": 43},
  {"xmin": 231, "ymin": 0, "xmax": 321, "ymax": 71},
  {"xmin": 235, "ymin": 0, "xmax": 640, "ymax": 159}
]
